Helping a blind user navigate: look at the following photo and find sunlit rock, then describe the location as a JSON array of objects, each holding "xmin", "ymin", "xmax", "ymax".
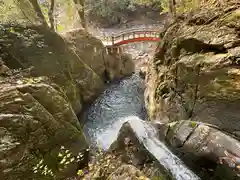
[
  {"xmin": 145, "ymin": 2, "xmax": 240, "ymax": 131},
  {"xmin": 0, "ymin": 25, "xmax": 134, "ymax": 114},
  {"xmin": 163, "ymin": 120, "xmax": 240, "ymax": 179},
  {"xmin": 0, "ymin": 76, "xmax": 88, "ymax": 180}
]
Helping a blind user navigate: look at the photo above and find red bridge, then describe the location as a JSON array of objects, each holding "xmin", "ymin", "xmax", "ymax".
[{"xmin": 101, "ymin": 28, "xmax": 161, "ymax": 53}]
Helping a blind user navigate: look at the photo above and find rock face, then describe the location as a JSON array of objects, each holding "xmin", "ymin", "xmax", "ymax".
[
  {"xmin": 145, "ymin": 1, "xmax": 240, "ymax": 132},
  {"xmin": 145, "ymin": 1, "xmax": 240, "ymax": 178},
  {"xmin": 63, "ymin": 29, "xmax": 134, "ymax": 84},
  {"xmin": 0, "ymin": 24, "xmax": 134, "ymax": 180},
  {"xmin": 0, "ymin": 25, "xmax": 134, "ymax": 114},
  {"xmin": 0, "ymin": 75, "xmax": 88, "ymax": 180},
  {"xmin": 159, "ymin": 120, "xmax": 240, "ymax": 179}
]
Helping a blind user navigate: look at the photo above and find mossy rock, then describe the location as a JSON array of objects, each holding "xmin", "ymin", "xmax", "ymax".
[
  {"xmin": 146, "ymin": 4, "xmax": 240, "ymax": 131},
  {"xmin": 0, "ymin": 76, "xmax": 88, "ymax": 180}
]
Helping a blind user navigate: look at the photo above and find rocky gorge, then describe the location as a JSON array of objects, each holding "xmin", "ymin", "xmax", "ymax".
[
  {"xmin": 145, "ymin": 0, "xmax": 240, "ymax": 179},
  {"xmin": 1, "ymin": 0, "xmax": 240, "ymax": 180},
  {"xmin": 0, "ymin": 24, "xmax": 134, "ymax": 179}
]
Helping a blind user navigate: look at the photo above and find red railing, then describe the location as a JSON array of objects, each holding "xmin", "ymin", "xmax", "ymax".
[{"xmin": 102, "ymin": 28, "xmax": 161, "ymax": 46}]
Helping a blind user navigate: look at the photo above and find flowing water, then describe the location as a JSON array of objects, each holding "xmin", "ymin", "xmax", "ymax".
[
  {"xmin": 83, "ymin": 74, "xmax": 147, "ymax": 148},
  {"xmin": 83, "ymin": 74, "xmax": 200, "ymax": 180}
]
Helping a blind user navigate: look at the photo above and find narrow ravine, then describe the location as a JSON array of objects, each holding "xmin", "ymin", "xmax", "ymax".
[
  {"xmin": 83, "ymin": 73, "xmax": 200, "ymax": 180},
  {"xmin": 83, "ymin": 74, "xmax": 147, "ymax": 148}
]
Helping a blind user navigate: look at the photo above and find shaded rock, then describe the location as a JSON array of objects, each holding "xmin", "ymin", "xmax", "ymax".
[
  {"xmin": 0, "ymin": 24, "xmax": 134, "ymax": 114},
  {"xmin": 162, "ymin": 120, "xmax": 240, "ymax": 179},
  {"xmin": 118, "ymin": 53, "xmax": 135, "ymax": 77},
  {"xmin": 0, "ymin": 58, "xmax": 12, "ymax": 77},
  {"xmin": 63, "ymin": 29, "xmax": 134, "ymax": 83},
  {"xmin": 145, "ymin": 2, "xmax": 240, "ymax": 131},
  {"xmin": 0, "ymin": 76, "xmax": 88, "ymax": 180}
]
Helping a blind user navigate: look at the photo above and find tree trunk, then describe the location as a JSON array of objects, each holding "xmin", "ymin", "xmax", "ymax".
[
  {"xmin": 14, "ymin": 0, "xmax": 41, "ymax": 24},
  {"xmin": 168, "ymin": 0, "xmax": 176, "ymax": 17},
  {"xmin": 73, "ymin": 0, "xmax": 86, "ymax": 30},
  {"xmin": 48, "ymin": 0, "xmax": 55, "ymax": 31},
  {"xmin": 28, "ymin": 0, "xmax": 48, "ymax": 27}
]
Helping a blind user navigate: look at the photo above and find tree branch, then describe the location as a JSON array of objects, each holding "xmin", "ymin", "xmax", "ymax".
[
  {"xmin": 29, "ymin": 0, "xmax": 48, "ymax": 28},
  {"xmin": 48, "ymin": 0, "xmax": 55, "ymax": 31},
  {"xmin": 73, "ymin": 0, "xmax": 86, "ymax": 29}
]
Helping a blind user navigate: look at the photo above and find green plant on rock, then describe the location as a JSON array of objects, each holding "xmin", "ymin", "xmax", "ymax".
[
  {"xmin": 188, "ymin": 121, "xmax": 198, "ymax": 128},
  {"xmin": 58, "ymin": 146, "xmax": 75, "ymax": 169},
  {"xmin": 33, "ymin": 159, "xmax": 55, "ymax": 177},
  {"xmin": 32, "ymin": 146, "xmax": 88, "ymax": 179}
]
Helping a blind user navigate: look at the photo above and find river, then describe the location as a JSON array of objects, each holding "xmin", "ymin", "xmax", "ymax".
[
  {"xmin": 83, "ymin": 74, "xmax": 200, "ymax": 180},
  {"xmin": 83, "ymin": 74, "xmax": 147, "ymax": 149}
]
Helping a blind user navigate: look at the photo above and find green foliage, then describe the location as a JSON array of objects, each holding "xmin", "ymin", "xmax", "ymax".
[
  {"xmin": 55, "ymin": 0, "xmax": 77, "ymax": 32},
  {"xmin": 33, "ymin": 159, "xmax": 55, "ymax": 177},
  {"xmin": 39, "ymin": 0, "xmax": 79, "ymax": 32},
  {"xmin": 39, "ymin": 0, "xmax": 51, "ymax": 24},
  {"xmin": 188, "ymin": 121, "xmax": 197, "ymax": 128},
  {"xmin": 32, "ymin": 145, "xmax": 126, "ymax": 179},
  {"xmin": 86, "ymin": 0, "xmax": 129, "ymax": 25},
  {"xmin": 0, "ymin": 0, "xmax": 25, "ymax": 24},
  {"xmin": 32, "ymin": 146, "xmax": 88, "ymax": 179},
  {"xmin": 0, "ymin": 0, "xmax": 78, "ymax": 32},
  {"xmin": 176, "ymin": 0, "xmax": 200, "ymax": 13},
  {"xmin": 86, "ymin": 0, "xmax": 161, "ymax": 26},
  {"xmin": 160, "ymin": 0, "xmax": 169, "ymax": 14},
  {"xmin": 133, "ymin": 0, "xmax": 162, "ymax": 11}
]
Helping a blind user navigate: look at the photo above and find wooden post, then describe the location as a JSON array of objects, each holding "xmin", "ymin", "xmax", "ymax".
[
  {"xmin": 106, "ymin": 47, "xmax": 109, "ymax": 55},
  {"xmin": 123, "ymin": 34, "xmax": 125, "ymax": 40},
  {"xmin": 111, "ymin": 36, "xmax": 114, "ymax": 45}
]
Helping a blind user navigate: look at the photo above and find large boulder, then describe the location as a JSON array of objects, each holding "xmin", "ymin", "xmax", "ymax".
[
  {"xmin": 0, "ymin": 75, "xmax": 88, "ymax": 180},
  {"xmin": 109, "ymin": 117, "xmax": 200, "ymax": 180},
  {"xmin": 145, "ymin": 2, "xmax": 240, "ymax": 132},
  {"xmin": 0, "ymin": 25, "xmax": 134, "ymax": 114},
  {"xmin": 158, "ymin": 120, "xmax": 240, "ymax": 179},
  {"xmin": 63, "ymin": 29, "xmax": 134, "ymax": 82}
]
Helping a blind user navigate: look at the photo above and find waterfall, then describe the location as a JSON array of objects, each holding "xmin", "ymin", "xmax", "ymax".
[{"xmin": 83, "ymin": 74, "xmax": 200, "ymax": 180}]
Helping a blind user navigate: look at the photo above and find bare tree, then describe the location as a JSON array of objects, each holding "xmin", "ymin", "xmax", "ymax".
[
  {"xmin": 28, "ymin": 0, "xmax": 48, "ymax": 27},
  {"xmin": 48, "ymin": 0, "xmax": 55, "ymax": 31},
  {"xmin": 14, "ymin": 0, "xmax": 41, "ymax": 24},
  {"xmin": 168, "ymin": 0, "xmax": 176, "ymax": 17},
  {"xmin": 15, "ymin": 0, "xmax": 57, "ymax": 31},
  {"xmin": 73, "ymin": 0, "xmax": 86, "ymax": 29}
]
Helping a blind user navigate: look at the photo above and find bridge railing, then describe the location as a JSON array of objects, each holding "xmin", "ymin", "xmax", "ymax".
[
  {"xmin": 102, "ymin": 29, "xmax": 161, "ymax": 46},
  {"xmin": 110, "ymin": 27, "xmax": 160, "ymax": 35}
]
